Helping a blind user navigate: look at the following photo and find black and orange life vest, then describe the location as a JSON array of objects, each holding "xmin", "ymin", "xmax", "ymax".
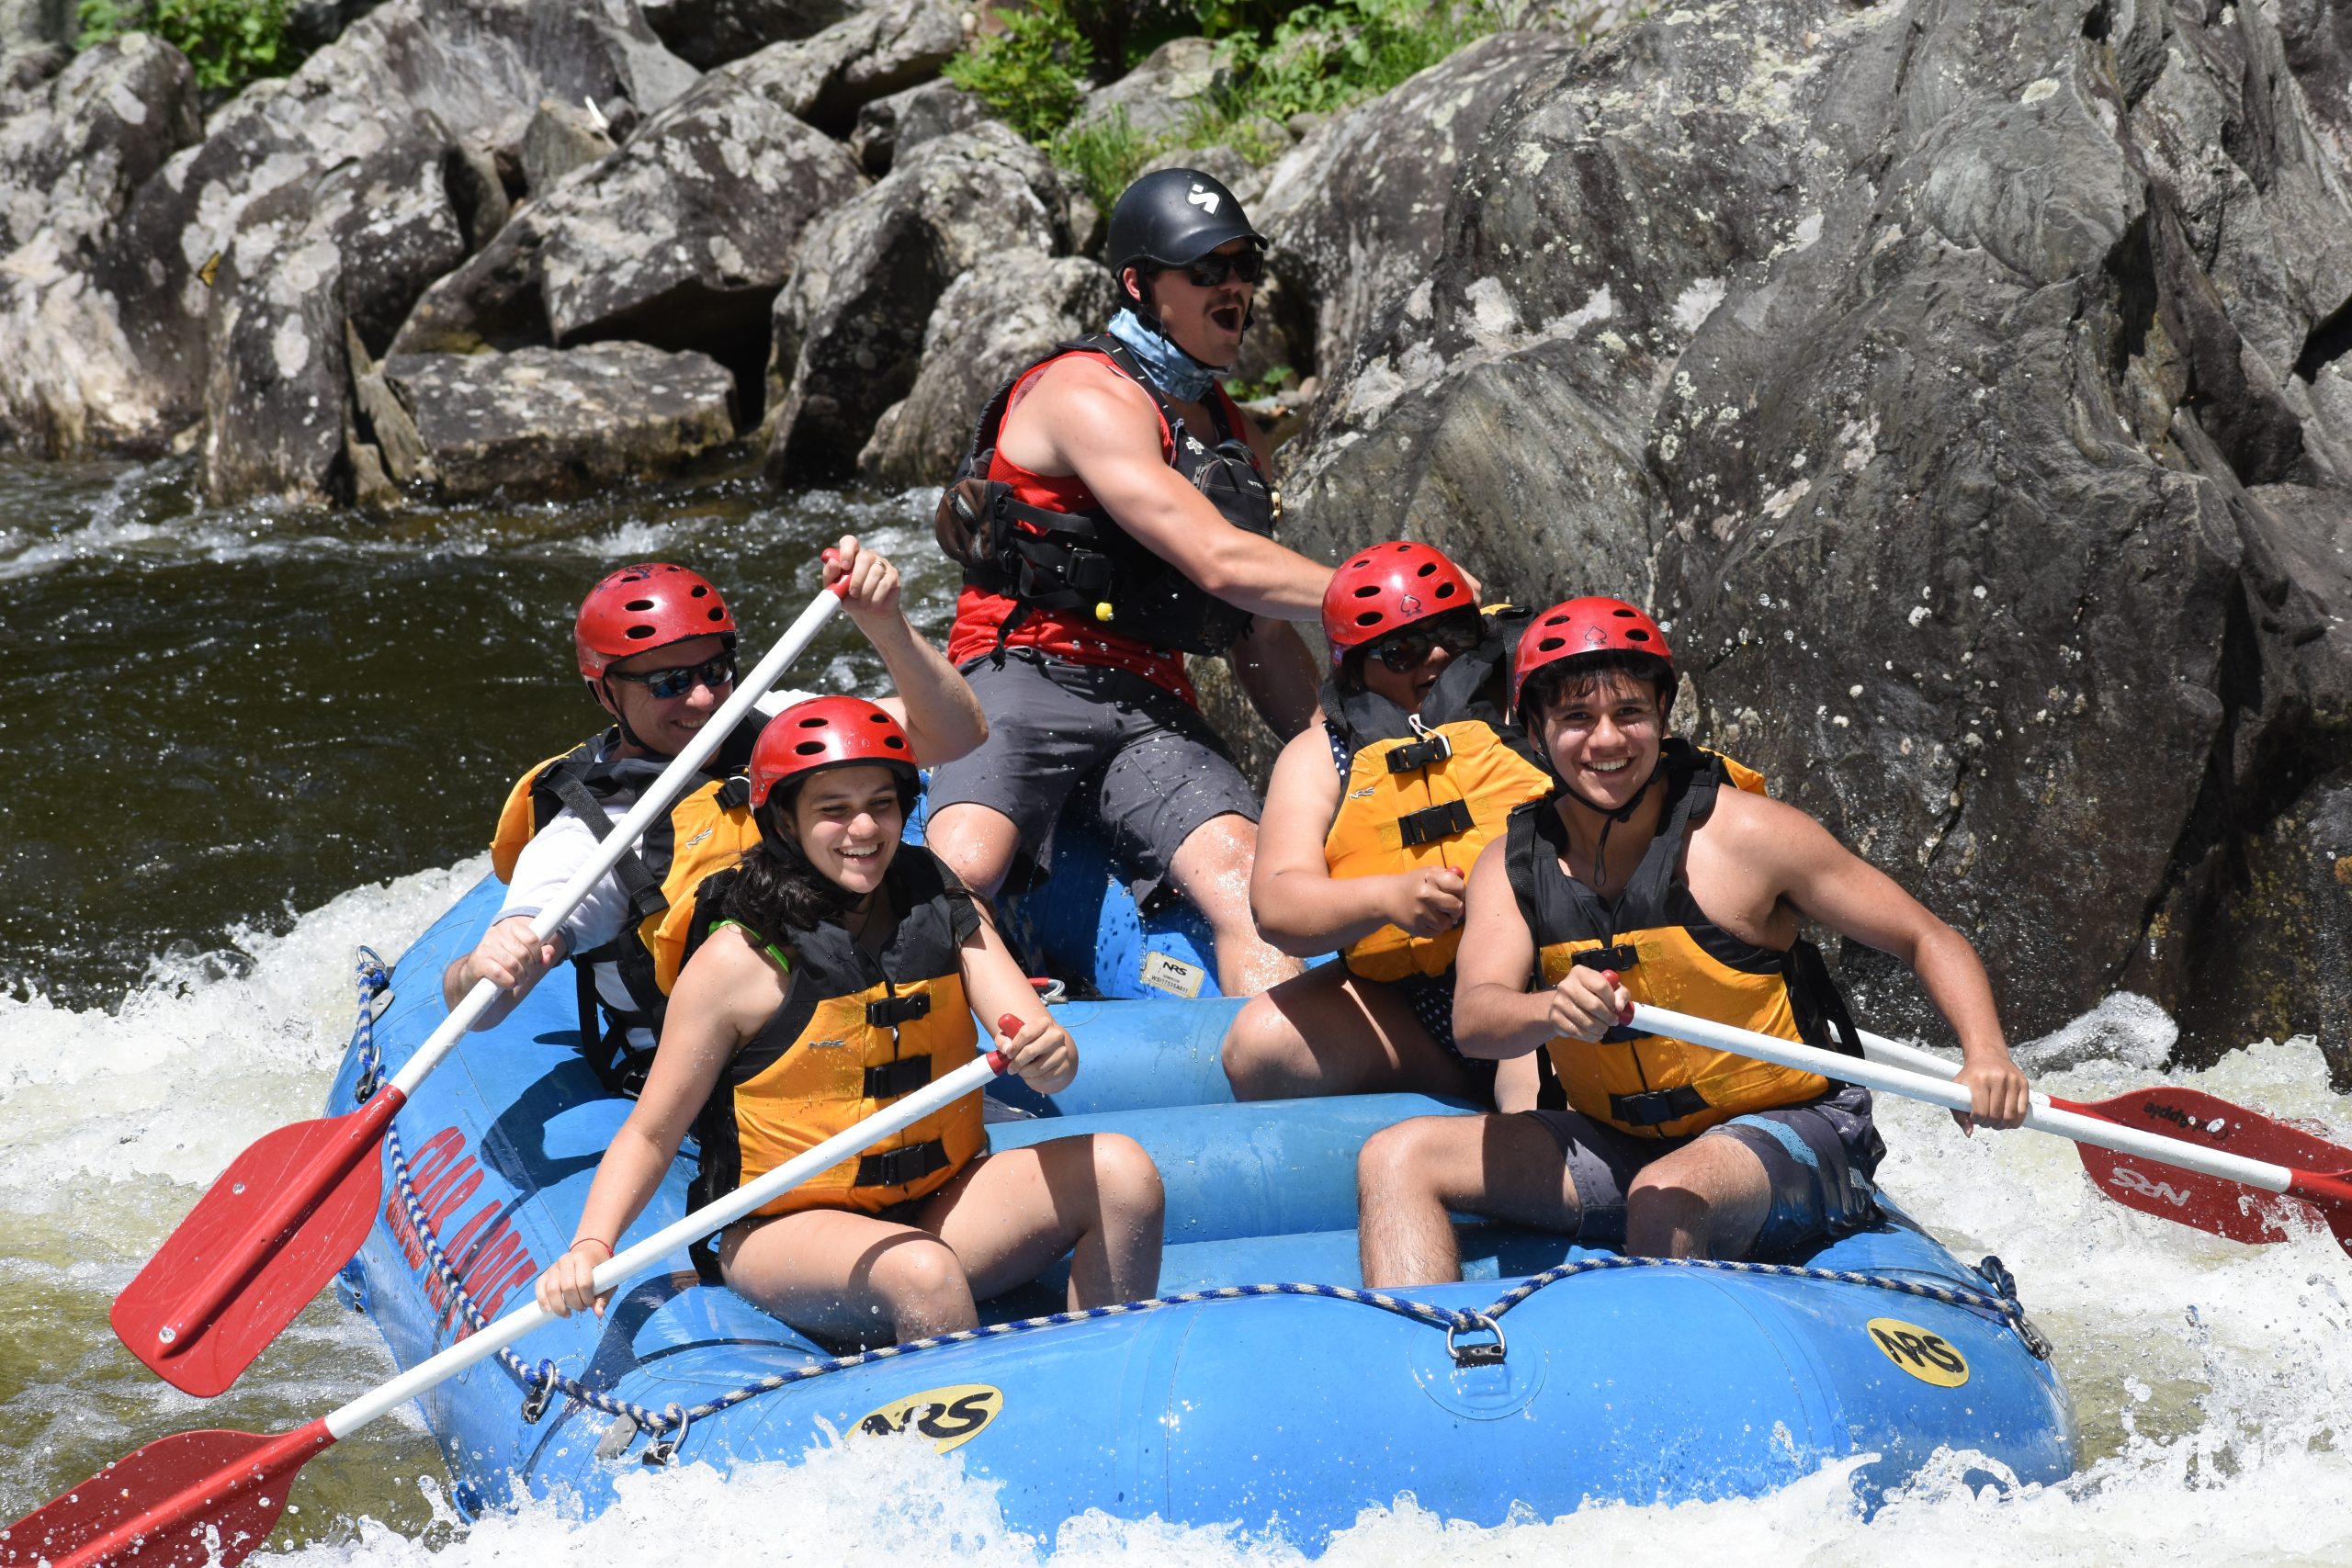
[
  {"xmin": 688, "ymin": 846, "xmax": 985, "ymax": 1227},
  {"xmin": 1319, "ymin": 615, "xmax": 1554, "ymax": 981},
  {"xmin": 489, "ymin": 718, "xmax": 765, "ymax": 1089},
  {"xmin": 1508, "ymin": 739, "xmax": 1863, "ymax": 1139}
]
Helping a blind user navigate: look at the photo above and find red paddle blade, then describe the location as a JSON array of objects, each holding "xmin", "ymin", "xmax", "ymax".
[
  {"xmin": 2064, "ymin": 1086, "xmax": 2352, "ymax": 1251},
  {"xmin": 0, "ymin": 1419, "xmax": 332, "ymax": 1568},
  {"xmin": 112, "ymin": 1094, "xmax": 396, "ymax": 1397}
]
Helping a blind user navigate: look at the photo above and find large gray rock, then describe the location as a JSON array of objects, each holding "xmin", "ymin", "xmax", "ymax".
[
  {"xmin": 763, "ymin": 124, "xmax": 1072, "ymax": 486},
  {"xmin": 1254, "ymin": 30, "xmax": 1577, "ymax": 381},
  {"xmin": 1071, "ymin": 35, "xmax": 1219, "ymax": 146},
  {"xmin": 0, "ymin": 0, "xmax": 70, "ymax": 87},
  {"xmin": 1280, "ymin": 0, "xmax": 2352, "ymax": 1059},
  {"xmin": 394, "ymin": 66, "xmax": 865, "ymax": 422},
  {"xmin": 380, "ymin": 344, "xmax": 736, "ymax": 498},
  {"xmin": 858, "ymin": 251, "xmax": 1118, "ymax": 486},
  {"xmin": 641, "ymin": 0, "xmax": 858, "ymax": 71},
  {"xmin": 849, "ymin": 78, "xmax": 986, "ymax": 177},
  {"xmin": 0, "ymin": 0, "xmax": 695, "ymax": 490},
  {"xmin": 723, "ymin": 0, "xmax": 963, "ymax": 137},
  {"xmin": 0, "ymin": 34, "xmax": 199, "ymax": 259}
]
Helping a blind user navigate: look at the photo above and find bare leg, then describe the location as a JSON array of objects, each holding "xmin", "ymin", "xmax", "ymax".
[
  {"xmin": 924, "ymin": 801, "xmax": 1023, "ymax": 903},
  {"xmin": 1167, "ymin": 812, "xmax": 1306, "ymax": 997},
  {"xmin": 719, "ymin": 1208, "xmax": 977, "ymax": 1344},
  {"xmin": 1220, "ymin": 964, "xmax": 1476, "ymax": 1101},
  {"xmin": 1622, "ymin": 1134, "xmax": 1772, "ymax": 1259},
  {"xmin": 1356, "ymin": 1112, "xmax": 1580, "ymax": 1288},
  {"xmin": 922, "ymin": 1134, "xmax": 1164, "ymax": 1307}
]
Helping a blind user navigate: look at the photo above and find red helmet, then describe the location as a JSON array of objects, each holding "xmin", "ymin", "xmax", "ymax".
[
  {"xmin": 747, "ymin": 696, "xmax": 919, "ymax": 809},
  {"xmin": 574, "ymin": 563, "xmax": 737, "ymax": 680},
  {"xmin": 1511, "ymin": 597, "xmax": 1673, "ymax": 715},
  {"xmin": 1321, "ymin": 540, "xmax": 1476, "ymax": 666}
]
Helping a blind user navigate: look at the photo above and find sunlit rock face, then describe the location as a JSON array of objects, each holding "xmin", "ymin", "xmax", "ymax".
[{"xmin": 1278, "ymin": 0, "xmax": 2352, "ymax": 1065}]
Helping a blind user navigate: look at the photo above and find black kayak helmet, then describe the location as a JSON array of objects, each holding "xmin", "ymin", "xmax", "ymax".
[{"xmin": 1107, "ymin": 168, "xmax": 1268, "ymax": 308}]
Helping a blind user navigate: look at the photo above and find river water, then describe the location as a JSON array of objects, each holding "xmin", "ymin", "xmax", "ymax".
[{"xmin": 2, "ymin": 457, "xmax": 2348, "ymax": 1564}]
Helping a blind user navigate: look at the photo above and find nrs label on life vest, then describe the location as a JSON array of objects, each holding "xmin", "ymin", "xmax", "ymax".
[
  {"xmin": 1139, "ymin": 951, "xmax": 1207, "ymax": 998},
  {"xmin": 1865, "ymin": 1317, "xmax": 1971, "ymax": 1387},
  {"xmin": 857, "ymin": 1383, "xmax": 1004, "ymax": 1452}
]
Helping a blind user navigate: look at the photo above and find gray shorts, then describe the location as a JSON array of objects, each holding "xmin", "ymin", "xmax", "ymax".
[
  {"xmin": 1520, "ymin": 1080, "xmax": 1883, "ymax": 1257},
  {"xmin": 924, "ymin": 652, "xmax": 1262, "ymax": 904}
]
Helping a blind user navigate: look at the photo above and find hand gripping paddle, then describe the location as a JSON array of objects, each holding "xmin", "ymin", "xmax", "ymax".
[
  {"xmin": 17, "ymin": 1027, "xmax": 1020, "ymax": 1567},
  {"xmin": 1632, "ymin": 1003, "xmax": 2352, "ymax": 1254},
  {"xmin": 110, "ymin": 582, "xmax": 847, "ymax": 1398}
]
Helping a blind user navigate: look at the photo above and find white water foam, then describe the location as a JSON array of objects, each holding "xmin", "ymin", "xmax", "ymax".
[{"xmin": 5, "ymin": 871, "xmax": 2349, "ymax": 1562}]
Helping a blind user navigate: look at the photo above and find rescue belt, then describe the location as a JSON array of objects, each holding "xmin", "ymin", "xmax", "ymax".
[
  {"xmin": 1319, "ymin": 612, "xmax": 1554, "ymax": 981},
  {"xmin": 489, "ymin": 717, "xmax": 765, "ymax": 1094},
  {"xmin": 1508, "ymin": 739, "xmax": 1864, "ymax": 1138},
  {"xmin": 686, "ymin": 846, "xmax": 984, "ymax": 1273},
  {"xmin": 933, "ymin": 333, "xmax": 1276, "ymax": 658}
]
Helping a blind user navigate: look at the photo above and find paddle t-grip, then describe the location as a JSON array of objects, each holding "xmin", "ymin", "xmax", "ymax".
[
  {"xmin": 1602, "ymin": 969, "xmax": 1634, "ymax": 1025},
  {"xmin": 988, "ymin": 1011, "xmax": 1027, "ymax": 1074}
]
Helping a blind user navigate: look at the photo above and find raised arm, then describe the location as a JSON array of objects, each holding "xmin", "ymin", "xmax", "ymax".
[{"xmin": 826, "ymin": 536, "xmax": 988, "ymax": 765}]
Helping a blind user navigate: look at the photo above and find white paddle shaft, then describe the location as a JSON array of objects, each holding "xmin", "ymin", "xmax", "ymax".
[
  {"xmin": 389, "ymin": 589, "xmax": 843, "ymax": 1099},
  {"xmin": 1630, "ymin": 1002, "xmax": 2297, "ymax": 1196},
  {"xmin": 327, "ymin": 1048, "xmax": 1003, "ymax": 1438}
]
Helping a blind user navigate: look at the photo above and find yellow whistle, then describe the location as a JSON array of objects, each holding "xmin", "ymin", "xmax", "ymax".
[{"xmin": 1095, "ymin": 602, "xmax": 1114, "ymax": 622}]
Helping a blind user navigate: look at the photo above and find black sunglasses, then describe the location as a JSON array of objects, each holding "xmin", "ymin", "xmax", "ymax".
[
  {"xmin": 1178, "ymin": 248, "xmax": 1265, "ymax": 288},
  {"xmin": 604, "ymin": 650, "xmax": 736, "ymax": 700},
  {"xmin": 1368, "ymin": 614, "xmax": 1483, "ymax": 672}
]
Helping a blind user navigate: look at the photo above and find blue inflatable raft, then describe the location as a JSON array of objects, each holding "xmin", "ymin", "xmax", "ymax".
[{"xmin": 331, "ymin": 876, "xmax": 2075, "ymax": 1547}]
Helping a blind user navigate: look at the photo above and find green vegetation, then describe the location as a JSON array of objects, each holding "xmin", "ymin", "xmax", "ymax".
[
  {"xmin": 944, "ymin": 3, "xmax": 1095, "ymax": 142},
  {"xmin": 951, "ymin": 0, "xmax": 1498, "ymax": 220},
  {"xmin": 76, "ymin": 0, "xmax": 300, "ymax": 94}
]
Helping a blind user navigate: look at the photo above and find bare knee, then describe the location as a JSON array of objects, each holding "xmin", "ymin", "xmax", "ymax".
[
  {"xmin": 1091, "ymin": 1133, "xmax": 1164, "ymax": 1225},
  {"xmin": 1623, "ymin": 1171, "xmax": 1712, "ymax": 1257},
  {"xmin": 1357, "ymin": 1117, "xmax": 1449, "ymax": 1206},
  {"xmin": 924, "ymin": 807, "xmax": 1013, "ymax": 901},
  {"xmin": 867, "ymin": 1235, "xmax": 968, "ymax": 1311},
  {"xmin": 1220, "ymin": 996, "xmax": 1306, "ymax": 1099}
]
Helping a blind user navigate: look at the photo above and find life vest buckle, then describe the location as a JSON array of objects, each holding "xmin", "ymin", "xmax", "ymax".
[
  {"xmin": 1572, "ymin": 943, "xmax": 1639, "ymax": 973},
  {"xmin": 863, "ymin": 1055, "xmax": 934, "ymax": 1100},
  {"xmin": 1386, "ymin": 733, "xmax": 1453, "ymax": 773},
  {"xmin": 865, "ymin": 992, "xmax": 933, "ymax": 1028},
  {"xmin": 855, "ymin": 1138, "xmax": 952, "ymax": 1189},
  {"xmin": 1608, "ymin": 1084, "xmax": 1712, "ymax": 1128},
  {"xmin": 1396, "ymin": 798, "xmax": 1475, "ymax": 848}
]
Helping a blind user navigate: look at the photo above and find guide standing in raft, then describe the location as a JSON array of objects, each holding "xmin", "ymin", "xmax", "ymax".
[
  {"xmin": 1356, "ymin": 599, "xmax": 2033, "ymax": 1281},
  {"xmin": 926, "ymin": 168, "xmax": 1333, "ymax": 998}
]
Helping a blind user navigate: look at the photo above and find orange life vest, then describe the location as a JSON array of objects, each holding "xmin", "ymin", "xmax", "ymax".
[
  {"xmin": 689, "ymin": 846, "xmax": 984, "ymax": 1224},
  {"xmin": 1319, "ymin": 614, "xmax": 1554, "ymax": 980},
  {"xmin": 489, "ymin": 718, "xmax": 764, "ymax": 1088},
  {"xmin": 1508, "ymin": 739, "xmax": 1862, "ymax": 1139}
]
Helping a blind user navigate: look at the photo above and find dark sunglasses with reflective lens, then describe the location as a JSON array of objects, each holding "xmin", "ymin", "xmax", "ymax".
[
  {"xmin": 1180, "ymin": 247, "xmax": 1266, "ymax": 288},
  {"xmin": 1369, "ymin": 612, "xmax": 1484, "ymax": 672},
  {"xmin": 603, "ymin": 650, "xmax": 737, "ymax": 700}
]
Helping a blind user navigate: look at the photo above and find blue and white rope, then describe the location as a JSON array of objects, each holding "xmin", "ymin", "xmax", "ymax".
[{"xmin": 347, "ymin": 953, "xmax": 2050, "ymax": 1463}]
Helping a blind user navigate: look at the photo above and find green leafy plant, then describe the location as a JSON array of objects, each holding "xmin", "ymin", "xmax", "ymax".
[
  {"xmin": 1225, "ymin": 364, "xmax": 1295, "ymax": 401},
  {"xmin": 1048, "ymin": 107, "xmax": 1165, "ymax": 217},
  {"xmin": 76, "ymin": 0, "xmax": 300, "ymax": 93},
  {"xmin": 1212, "ymin": 0, "xmax": 1493, "ymax": 124},
  {"xmin": 944, "ymin": 0, "xmax": 1096, "ymax": 143}
]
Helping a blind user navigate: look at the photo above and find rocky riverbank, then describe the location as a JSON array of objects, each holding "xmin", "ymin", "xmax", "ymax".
[{"xmin": 4, "ymin": 0, "xmax": 2348, "ymax": 1070}]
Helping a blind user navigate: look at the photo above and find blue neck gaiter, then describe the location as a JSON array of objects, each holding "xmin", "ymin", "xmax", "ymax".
[{"xmin": 1106, "ymin": 308, "xmax": 1226, "ymax": 405}]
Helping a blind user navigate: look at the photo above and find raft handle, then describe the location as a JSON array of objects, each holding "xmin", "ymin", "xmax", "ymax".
[
  {"xmin": 641, "ymin": 1402, "xmax": 692, "ymax": 1465},
  {"xmin": 1446, "ymin": 1312, "xmax": 1508, "ymax": 1367}
]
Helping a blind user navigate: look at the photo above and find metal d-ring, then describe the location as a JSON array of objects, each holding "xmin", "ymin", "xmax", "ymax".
[
  {"xmin": 641, "ymin": 1402, "xmax": 694, "ymax": 1466},
  {"xmin": 519, "ymin": 1359, "xmax": 561, "ymax": 1424},
  {"xmin": 1446, "ymin": 1312, "xmax": 1508, "ymax": 1366}
]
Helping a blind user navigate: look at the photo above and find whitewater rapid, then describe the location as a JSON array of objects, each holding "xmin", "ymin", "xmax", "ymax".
[{"xmin": 3, "ymin": 867, "xmax": 2347, "ymax": 1564}]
